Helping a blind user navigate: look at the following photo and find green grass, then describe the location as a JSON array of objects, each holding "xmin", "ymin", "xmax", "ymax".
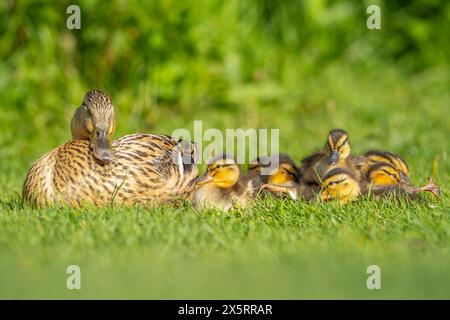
[
  {"xmin": 0, "ymin": 1, "xmax": 449, "ymax": 299},
  {"xmin": 1, "ymin": 197, "xmax": 449, "ymax": 299}
]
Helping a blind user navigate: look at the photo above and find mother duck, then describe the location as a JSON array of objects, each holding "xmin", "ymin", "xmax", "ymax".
[{"xmin": 23, "ymin": 90, "xmax": 198, "ymax": 207}]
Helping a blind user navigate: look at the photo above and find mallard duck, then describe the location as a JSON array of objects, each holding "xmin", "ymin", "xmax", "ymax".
[
  {"xmin": 361, "ymin": 150, "xmax": 410, "ymax": 183},
  {"xmin": 191, "ymin": 154, "xmax": 256, "ymax": 211},
  {"xmin": 71, "ymin": 90, "xmax": 116, "ymax": 163},
  {"xmin": 23, "ymin": 92, "xmax": 198, "ymax": 208},
  {"xmin": 300, "ymin": 129, "xmax": 363, "ymax": 186}
]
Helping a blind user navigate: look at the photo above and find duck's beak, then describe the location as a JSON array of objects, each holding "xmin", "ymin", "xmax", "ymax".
[
  {"xmin": 91, "ymin": 128, "xmax": 114, "ymax": 163},
  {"xmin": 196, "ymin": 174, "xmax": 214, "ymax": 185},
  {"xmin": 328, "ymin": 150, "xmax": 340, "ymax": 165}
]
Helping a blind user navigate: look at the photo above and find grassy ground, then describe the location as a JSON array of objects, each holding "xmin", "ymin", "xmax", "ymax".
[{"xmin": 0, "ymin": 62, "xmax": 449, "ymax": 299}]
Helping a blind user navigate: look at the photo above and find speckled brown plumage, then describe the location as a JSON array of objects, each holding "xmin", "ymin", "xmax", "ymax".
[{"xmin": 23, "ymin": 133, "xmax": 199, "ymax": 207}]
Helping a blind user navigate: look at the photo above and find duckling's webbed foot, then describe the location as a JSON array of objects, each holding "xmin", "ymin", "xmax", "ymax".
[{"xmin": 419, "ymin": 177, "xmax": 441, "ymax": 199}]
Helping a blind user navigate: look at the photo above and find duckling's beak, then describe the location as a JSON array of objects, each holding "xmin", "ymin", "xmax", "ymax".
[
  {"xmin": 196, "ymin": 174, "xmax": 214, "ymax": 185},
  {"xmin": 328, "ymin": 150, "xmax": 340, "ymax": 165},
  {"xmin": 91, "ymin": 128, "xmax": 114, "ymax": 163}
]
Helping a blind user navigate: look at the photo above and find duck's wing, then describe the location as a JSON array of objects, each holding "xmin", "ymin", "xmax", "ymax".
[{"xmin": 112, "ymin": 134, "xmax": 199, "ymax": 201}]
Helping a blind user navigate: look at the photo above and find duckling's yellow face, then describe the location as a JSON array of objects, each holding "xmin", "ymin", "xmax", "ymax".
[
  {"xmin": 197, "ymin": 158, "xmax": 240, "ymax": 188},
  {"xmin": 268, "ymin": 163, "xmax": 298, "ymax": 185},
  {"xmin": 320, "ymin": 171, "xmax": 360, "ymax": 204},
  {"xmin": 368, "ymin": 163, "xmax": 401, "ymax": 186},
  {"xmin": 71, "ymin": 90, "xmax": 116, "ymax": 163},
  {"xmin": 326, "ymin": 129, "xmax": 350, "ymax": 165}
]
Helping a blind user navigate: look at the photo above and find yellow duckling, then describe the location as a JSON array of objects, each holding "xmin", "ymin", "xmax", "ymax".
[
  {"xmin": 191, "ymin": 154, "xmax": 256, "ymax": 211},
  {"xmin": 23, "ymin": 91, "xmax": 199, "ymax": 208},
  {"xmin": 320, "ymin": 163, "xmax": 440, "ymax": 204},
  {"xmin": 249, "ymin": 154, "xmax": 317, "ymax": 201},
  {"xmin": 248, "ymin": 153, "xmax": 300, "ymax": 189},
  {"xmin": 362, "ymin": 150, "xmax": 410, "ymax": 183},
  {"xmin": 362, "ymin": 162, "xmax": 440, "ymax": 200},
  {"xmin": 71, "ymin": 90, "xmax": 116, "ymax": 163},
  {"xmin": 300, "ymin": 129, "xmax": 362, "ymax": 186},
  {"xmin": 320, "ymin": 168, "xmax": 361, "ymax": 205}
]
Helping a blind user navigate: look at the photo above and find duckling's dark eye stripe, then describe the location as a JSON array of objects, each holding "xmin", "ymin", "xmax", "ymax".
[
  {"xmin": 380, "ymin": 169, "xmax": 400, "ymax": 182},
  {"xmin": 336, "ymin": 138, "xmax": 348, "ymax": 151},
  {"xmin": 322, "ymin": 177, "xmax": 346, "ymax": 189},
  {"xmin": 212, "ymin": 164, "xmax": 233, "ymax": 169}
]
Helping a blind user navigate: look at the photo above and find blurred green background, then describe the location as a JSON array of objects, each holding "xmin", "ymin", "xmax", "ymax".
[{"xmin": 0, "ymin": 0, "xmax": 449, "ymax": 299}]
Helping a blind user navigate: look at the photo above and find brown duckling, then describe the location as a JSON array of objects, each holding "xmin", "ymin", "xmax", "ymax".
[
  {"xmin": 362, "ymin": 150, "xmax": 410, "ymax": 183},
  {"xmin": 248, "ymin": 153, "xmax": 300, "ymax": 191},
  {"xmin": 191, "ymin": 154, "xmax": 256, "ymax": 211},
  {"xmin": 71, "ymin": 90, "xmax": 116, "ymax": 163},
  {"xmin": 300, "ymin": 129, "xmax": 362, "ymax": 186},
  {"xmin": 362, "ymin": 162, "xmax": 440, "ymax": 200}
]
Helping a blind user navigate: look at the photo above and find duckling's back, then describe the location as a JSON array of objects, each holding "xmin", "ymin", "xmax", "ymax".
[{"xmin": 23, "ymin": 134, "xmax": 199, "ymax": 207}]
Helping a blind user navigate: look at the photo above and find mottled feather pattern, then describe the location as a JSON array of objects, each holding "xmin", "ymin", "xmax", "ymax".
[{"xmin": 23, "ymin": 133, "xmax": 199, "ymax": 207}]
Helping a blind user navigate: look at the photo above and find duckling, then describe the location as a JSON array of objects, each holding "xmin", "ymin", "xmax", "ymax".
[
  {"xmin": 362, "ymin": 150, "xmax": 410, "ymax": 183},
  {"xmin": 300, "ymin": 129, "xmax": 362, "ymax": 186},
  {"xmin": 365, "ymin": 161, "xmax": 402, "ymax": 187},
  {"xmin": 361, "ymin": 162, "xmax": 440, "ymax": 200},
  {"xmin": 191, "ymin": 154, "xmax": 256, "ymax": 211},
  {"xmin": 71, "ymin": 90, "xmax": 116, "ymax": 163},
  {"xmin": 23, "ymin": 93, "xmax": 198, "ymax": 208},
  {"xmin": 320, "ymin": 163, "xmax": 440, "ymax": 204},
  {"xmin": 319, "ymin": 168, "xmax": 361, "ymax": 205},
  {"xmin": 247, "ymin": 153, "xmax": 300, "ymax": 191},
  {"xmin": 249, "ymin": 154, "xmax": 317, "ymax": 200}
]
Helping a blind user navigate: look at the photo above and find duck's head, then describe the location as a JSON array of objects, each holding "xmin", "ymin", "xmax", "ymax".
[
  {"xmin": 367, "ymin": 162, "xmax": 401, "ymax": 187},
  {"xmin": 320, "ymin": 168, "xmax": 360, "ymax": 204},
  {"xmin": 364, "ymin": 150, "xmax": 409, "ymax": 183},
  {"xmin": 324, "ymin": 129, "xmax": 350, "ymax": 165},
  {"xmin": 71, "ymin": 90, "xmax": 116, "ymax": 163},
  {"xmin": 249, "ymin": 154, "xmax": 299, "ymax": 185},
  {"xmin": 197, "ymin": 154, "xmax": 240, "ymax": 188}
]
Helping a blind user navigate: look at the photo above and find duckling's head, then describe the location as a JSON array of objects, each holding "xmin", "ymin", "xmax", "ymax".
[
  {"xmin": 325, "ymin": 129, "xmax": 350, "ymax": 165},
  {"xmin": 197, "ymin": 154, "xmax": 240, "ymax": 188},
  {"xmin": 71, "ymin": 90, "xmax": 116, "ymax": 163},
  {"xmin": 364, "ymin": 150, "xmax": 409, "ymax": 183},
  {"xmin": 320, "ymin": 168, "xmax": 360, "ymax": 204},
  {"xmin": 249, "ymin": 154, "xmax": 299, "ymax": 185},
  {"xmin": 367, "ymin": 162, "xmax": 401, "ymax": 186}
]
